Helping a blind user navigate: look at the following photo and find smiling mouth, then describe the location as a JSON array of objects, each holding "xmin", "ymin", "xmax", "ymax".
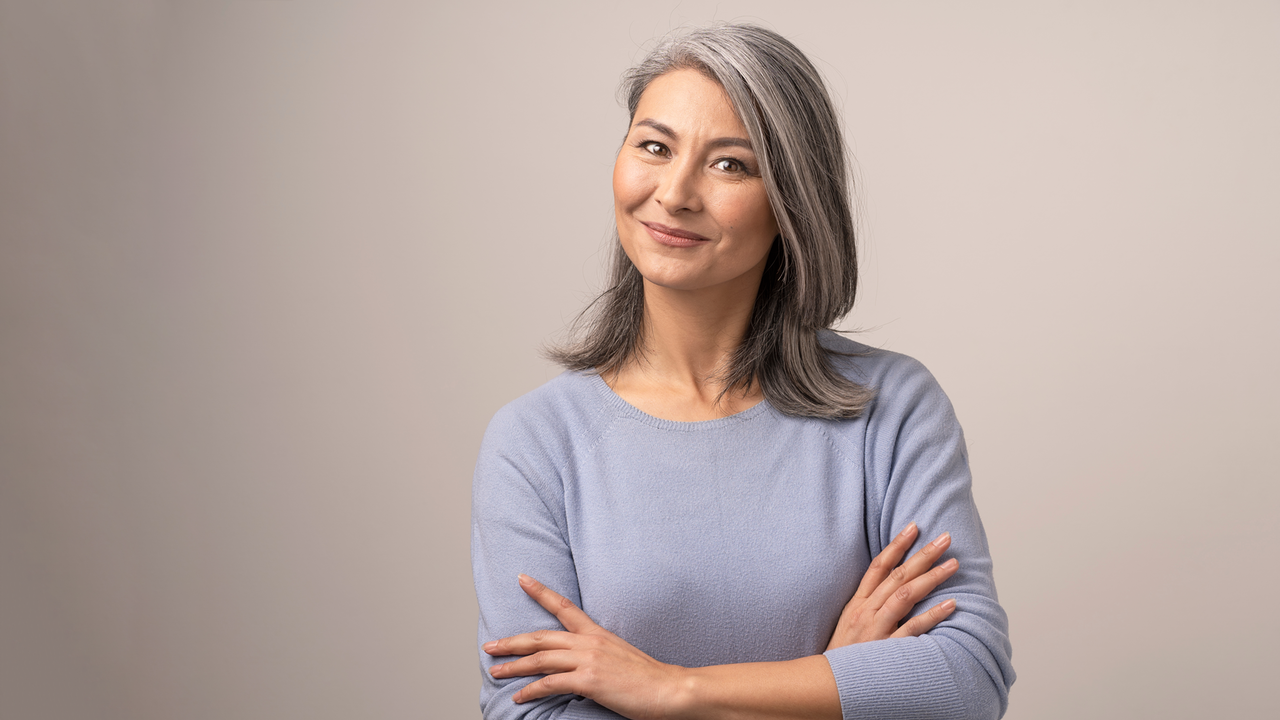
[{"xmin": 641, "ymin": 221, "xmax": 710, "ymax": 247}]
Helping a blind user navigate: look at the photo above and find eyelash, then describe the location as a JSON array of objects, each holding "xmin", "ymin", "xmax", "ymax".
[
  {"xmin": 639, "ymin": 140, "xmax": 670, "ymax": 157},
  {"xmin": 636, "ymin": 140, "xmax": 753, "ymax": 175},
  {"xmin": 713, "ymin": 158, "xmax": 746, "ymax": 173}
]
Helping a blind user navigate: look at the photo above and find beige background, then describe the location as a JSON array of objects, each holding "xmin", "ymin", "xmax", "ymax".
[{"xmin": 2, "ymin": 1, "xmax": 1277, "ymax": 718}]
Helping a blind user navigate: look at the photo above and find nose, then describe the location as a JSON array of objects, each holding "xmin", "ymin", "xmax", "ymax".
[{"xmin": 654, "ymin": 158, "xmax": 702, "ymax": 214}]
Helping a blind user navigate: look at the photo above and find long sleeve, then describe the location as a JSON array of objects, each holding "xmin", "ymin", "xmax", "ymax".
[
  {"xmin": 822, "ymin": 353, "xmax": 1015, "ymax": 719},
  {"xmin": 472, "ymin": 349, "xmax": 1014, "ymax": 720},
  {"xmin": 472, "ymin": 395, "xmax": 624, "ymax": 720}
]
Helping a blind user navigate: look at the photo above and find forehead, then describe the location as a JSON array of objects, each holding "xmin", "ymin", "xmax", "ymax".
[{"xmin": 632, "ymin": 68, "xmax": 747, "ymax": 138}]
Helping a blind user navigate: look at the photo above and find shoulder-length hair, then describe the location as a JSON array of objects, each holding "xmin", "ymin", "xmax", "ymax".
[{"xmin": 549, "ymin": 23, "xmax": 872, "ymax": 419}]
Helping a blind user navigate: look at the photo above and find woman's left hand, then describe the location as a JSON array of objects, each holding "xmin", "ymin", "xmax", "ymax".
[
  {"xmin": 484, "ymin": 574, "xmax": 687, "ymax": 720},
  {"xmin": 825, "ymin": 523, "xmax": 959, "ymax": 650}
]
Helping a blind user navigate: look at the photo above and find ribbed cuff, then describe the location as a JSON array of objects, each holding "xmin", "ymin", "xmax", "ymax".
[{"xmin": 823, "ymin": 637, "xmax": 966, "ymax": 719}]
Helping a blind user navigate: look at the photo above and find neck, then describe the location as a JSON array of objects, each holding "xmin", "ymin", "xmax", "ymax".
[
  {"xmin": 606, "ymin": 270, "xmax": 766, "ymax": 421},
  {"xmin": 638, "ymin": 280, "xmax": 754, "ymax": 384}
]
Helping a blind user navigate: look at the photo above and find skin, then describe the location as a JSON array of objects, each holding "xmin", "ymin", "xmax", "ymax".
[
  {"xmin": 485, "ymin": 69, "xmax": 959, "ymax": 719},
  {"xmin": 608, "ymin": 68, "xmax": 779, "ymax": 421}
]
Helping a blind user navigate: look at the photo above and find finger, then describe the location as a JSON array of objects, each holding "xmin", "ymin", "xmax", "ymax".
[
  {"xmin": 483, "ymin": 628, "xmax": 577, "ymax": 657},
  {"xmin": 513, "ymin": 671, "xmax": 579, "ymax": 703},
  {"xmin": 875, "ymin": 557, "xmax": 959, "ymax": 633},
  {"xmin": 890, "ymin": 598, "xmax": 957, "ymax": 639},
  {"xmin": 489, "ymin": 649, "xmax": 579, "ymax": 679},
  {"xmin": 853, "ymin": 523, "xmax": 918, "ymax": 599},
  {"xmin": 866, "ymin": 531, "xmax": 952, "ymax": 608},
  {"xmin": 518, "ymin": 574, "xmax": 600, "ymax": 634}
]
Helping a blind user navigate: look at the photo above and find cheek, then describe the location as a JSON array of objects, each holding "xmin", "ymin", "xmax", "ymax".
[
  {"xmin": 755, "ymin": 203, "xmax": 781, "ymax": 241},
  {"xmin": 612, "ymin": 157, "xmax": 653, "ymax": 209},
  {"xmin": 719, "ymin": 191, "xmax": 779, "ymax": 244}
]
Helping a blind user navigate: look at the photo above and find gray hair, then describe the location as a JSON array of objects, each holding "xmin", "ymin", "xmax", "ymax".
[{"xmin": 549, "ymin": 23, "xmax": 872, "ymax": 418}]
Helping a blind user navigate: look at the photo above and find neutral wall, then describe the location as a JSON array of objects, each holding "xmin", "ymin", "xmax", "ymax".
[{"xmin": 1, "ymin": 1, "xmax": 1276, "ymax": 718}]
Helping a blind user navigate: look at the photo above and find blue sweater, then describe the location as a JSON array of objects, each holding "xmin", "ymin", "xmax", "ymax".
[{"xmin": 472, "ymin": 334, "xmax": 1015, "ymax": 719}]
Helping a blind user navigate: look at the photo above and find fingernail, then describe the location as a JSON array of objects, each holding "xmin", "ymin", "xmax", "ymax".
[
  {"xmin": 518, "ymin": 573, "xmax": 532, "ymax": 587},
  {"xmin": 482, "ymin": 641, "xmax": 497, "ymax": 653},
  {"xmin": 900, "ymin": 522, "xmax": 917, "ymax": 537},
  {"xmin": 941, "ymin": 599, "xmax": 956, "ymax": 612},
  {"xmin": 932, "ymin": 532, "xmax": 951, "ymax": 548},
  {"xmin": 488, "ymin": 663, "xmax": 502, "ymax": 675},
  {"xmin": 944, "ymin": 558, "xmax": 959, "ymax": 570}
]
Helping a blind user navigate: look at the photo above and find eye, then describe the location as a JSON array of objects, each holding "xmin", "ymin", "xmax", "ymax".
[
  {"xmin": 713, "ymin": 157, "xmax": 746, "ymax": 173},
  {"xmin": 639, "ymin": 141, "xmax": 670, "ymax": 157}
]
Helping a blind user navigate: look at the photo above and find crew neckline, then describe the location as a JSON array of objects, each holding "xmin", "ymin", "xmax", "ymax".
[{"xmin": 586, "ymin": 372, "xmax": 773, "ymax": 431}]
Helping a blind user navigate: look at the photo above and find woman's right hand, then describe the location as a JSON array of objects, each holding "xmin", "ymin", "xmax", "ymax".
[{"xmin": 825, "ymin": 523, "xmax": 959, "ymax": 650}]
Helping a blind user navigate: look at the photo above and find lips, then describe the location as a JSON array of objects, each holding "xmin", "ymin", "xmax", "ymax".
[{"xmin": 641, "ymin": 221, "xmax": 711, "ymax": 247}]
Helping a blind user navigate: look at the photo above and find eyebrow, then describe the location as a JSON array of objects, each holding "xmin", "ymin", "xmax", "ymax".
[{"xmin": 633, "ymin": 118, "xmax": 755, "ymax": 152}]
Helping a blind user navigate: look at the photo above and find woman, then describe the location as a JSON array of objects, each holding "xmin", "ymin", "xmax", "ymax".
[{"xmin": 472, "ymin": 24, "xmax": 1014, "ymax": 720}]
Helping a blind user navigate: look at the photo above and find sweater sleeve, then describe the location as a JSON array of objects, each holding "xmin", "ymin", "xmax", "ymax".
[
  {"xmin": 471, "ymin": 402, "xmax": 624, "ymax": 720},
  {"xmin": 822, "ymin": 357, "xmax": 1016, "ymax": 719}
]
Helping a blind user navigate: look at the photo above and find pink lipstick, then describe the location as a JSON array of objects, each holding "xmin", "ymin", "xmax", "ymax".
[{"xmin": 642, "ymin": 221, "xmax": 711, "ymax": 248}]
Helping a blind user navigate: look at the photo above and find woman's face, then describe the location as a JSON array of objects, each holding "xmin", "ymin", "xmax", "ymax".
[{"xmin": 613, "ymin": 69, "xmax": 779, "ymax": 297}]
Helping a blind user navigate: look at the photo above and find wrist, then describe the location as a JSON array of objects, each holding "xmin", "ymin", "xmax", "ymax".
[{"xmin": 663, "ymin": 664, "xmax": 700, "ymax": 720}]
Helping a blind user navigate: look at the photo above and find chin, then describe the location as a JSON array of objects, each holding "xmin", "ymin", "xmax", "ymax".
[
  {"xmin": 636, "ymin": 269, "xmax": 699, "ymax": 291},
  {"xmin": 628, "ymin": 255, "xmax": 707, "ymax": 291},
  {"xmin": 643, "ymin": 277, "xmax": 702, "ymax": 292}
]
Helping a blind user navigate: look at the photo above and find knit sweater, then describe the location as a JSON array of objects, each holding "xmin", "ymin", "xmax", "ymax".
[{"xmin": 471, "ymin": 333, "xmax": 1014, "ymax": 719}]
